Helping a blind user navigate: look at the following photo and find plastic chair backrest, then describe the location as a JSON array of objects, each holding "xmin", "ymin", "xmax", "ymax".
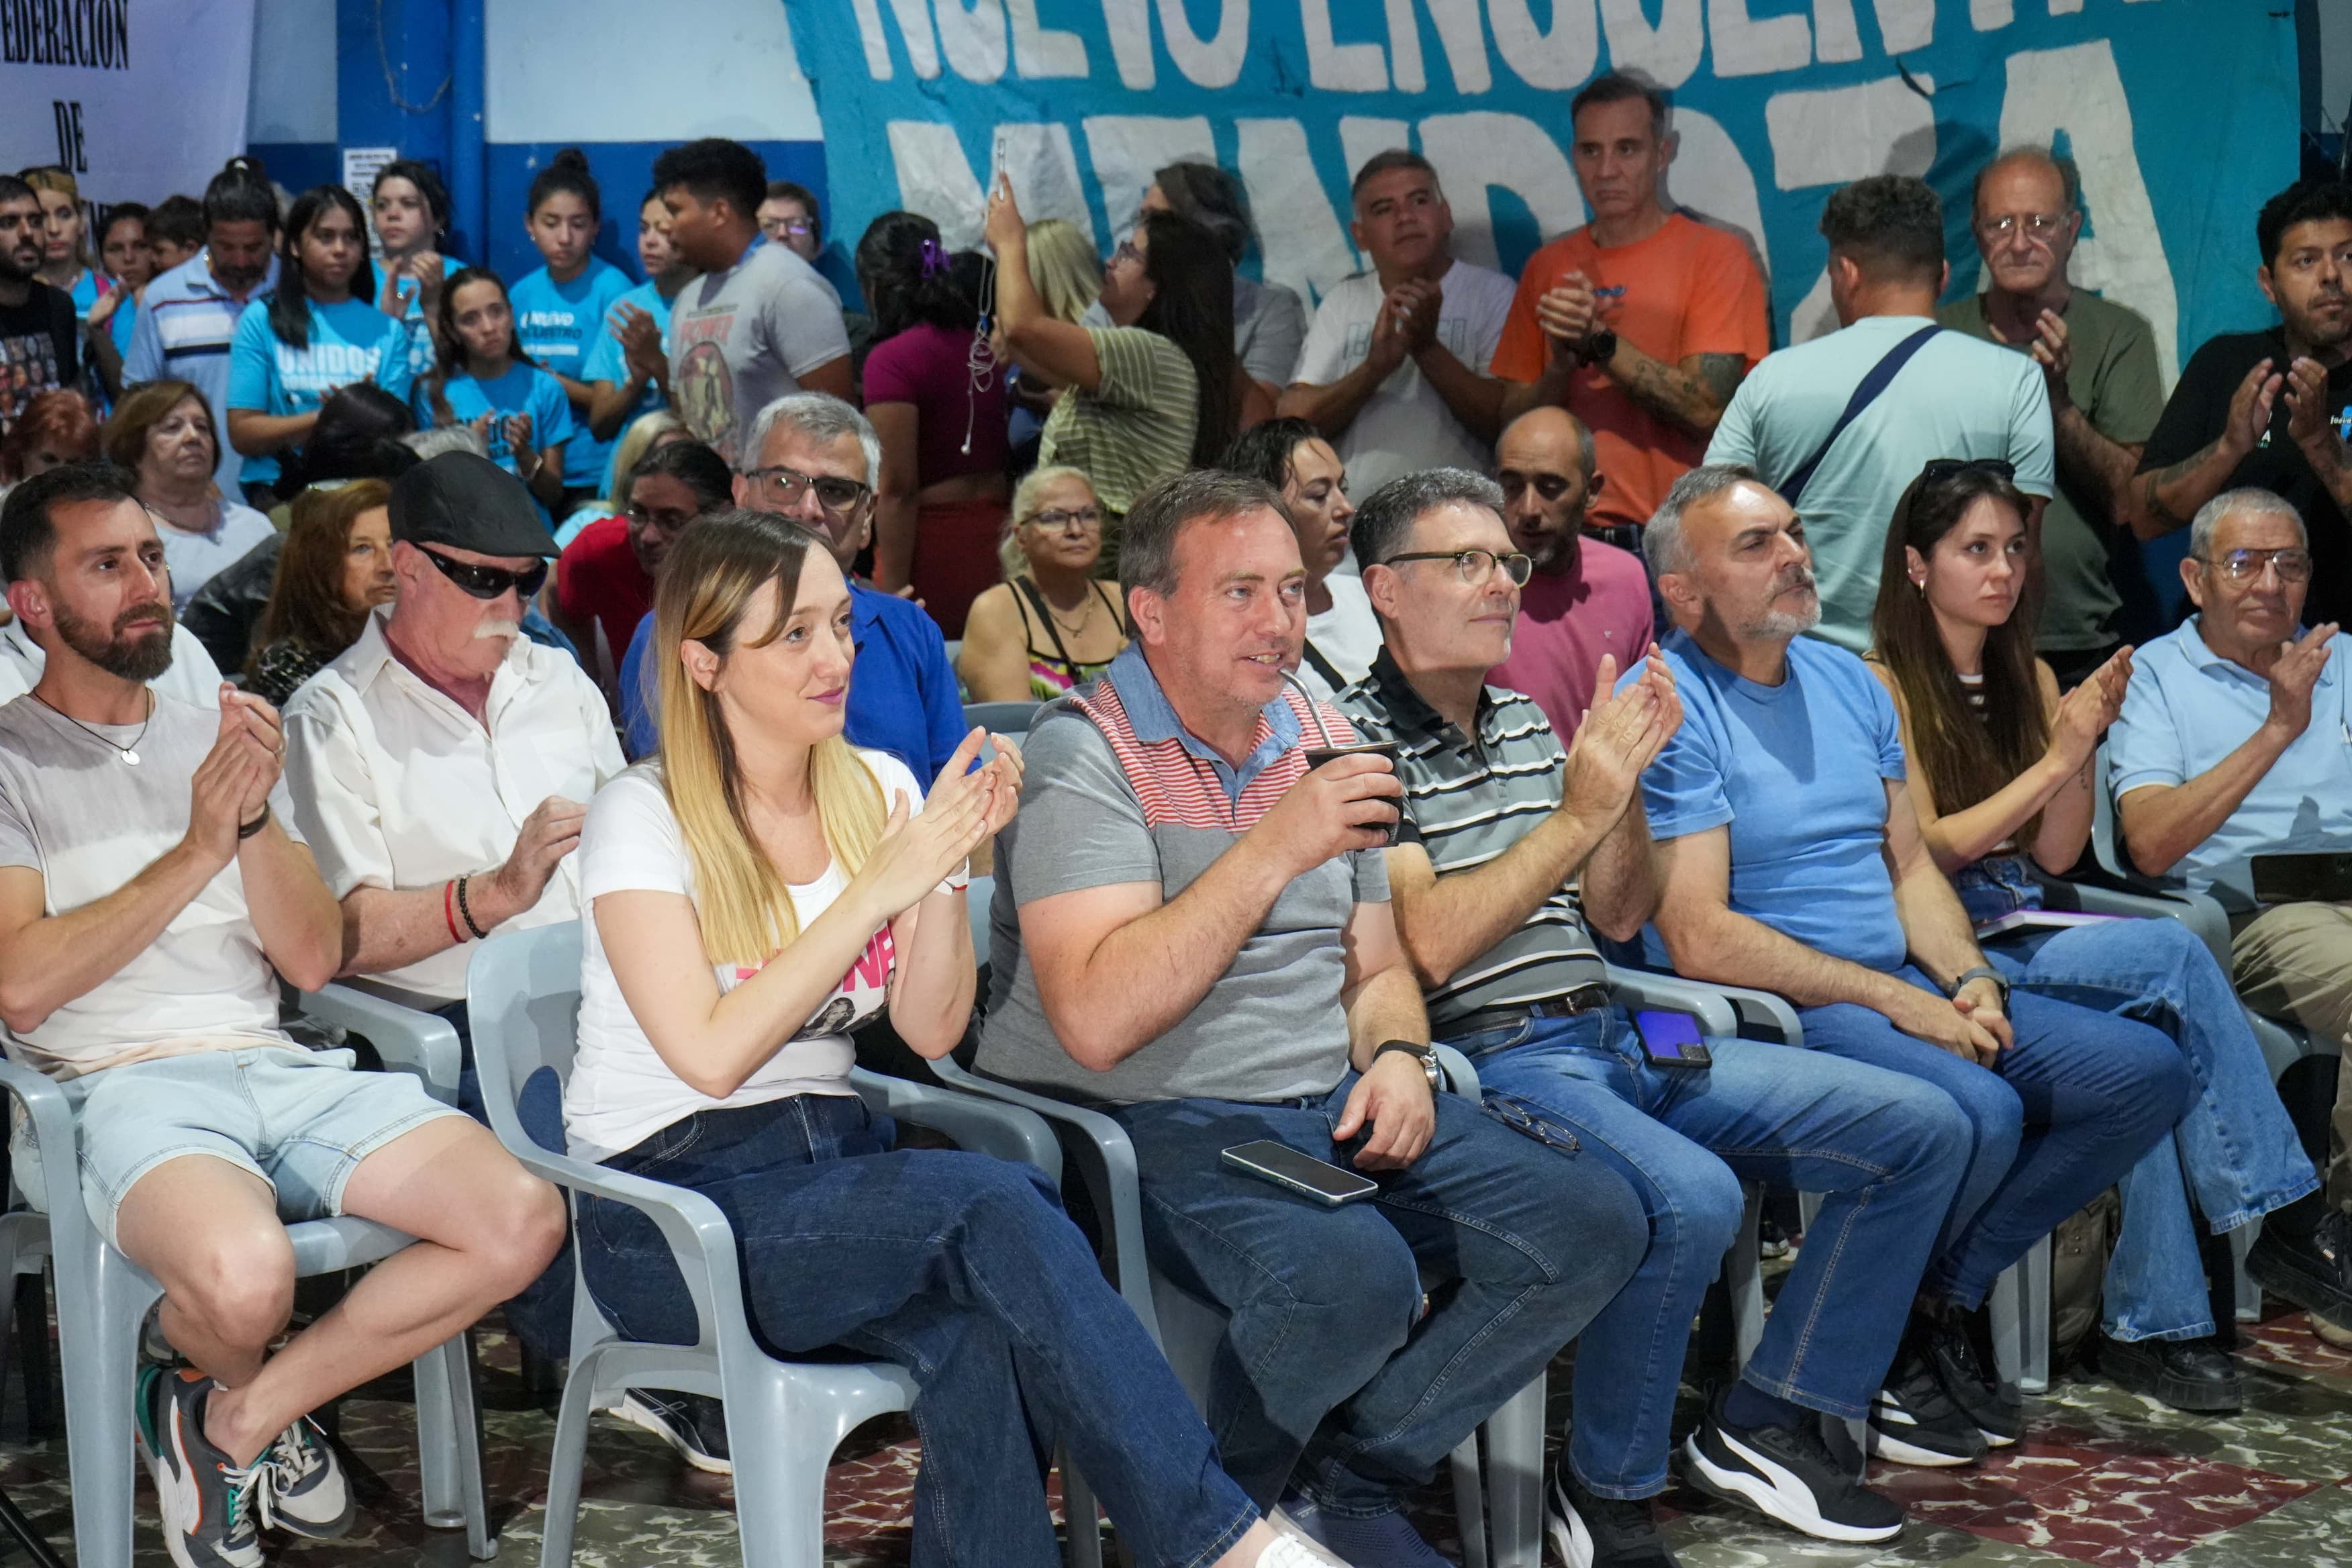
[
  {"xmin": 967, "ymin": 873, "xmax": 994, "ymax": 967},
  {"xmin": 963, "ymin": 699, "xmax": 1042, "ymax": 737},
  {"xmin": 2090, "ymin": 740, "xmax": 2129, "ymax": 882},
  {"xmin": 468, "ymin": 921, "xmax": 587, "ymax": 1158}
]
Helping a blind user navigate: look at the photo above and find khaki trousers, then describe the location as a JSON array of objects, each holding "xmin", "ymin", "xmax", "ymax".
[{"xmin": 2235, "ymin": 901, "xmax": 2352, "ymax": 1210}]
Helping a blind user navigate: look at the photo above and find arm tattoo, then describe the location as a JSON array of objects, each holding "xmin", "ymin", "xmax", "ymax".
[
  {"xmin": 1693, "ymin": 353, "xmax": 1747, "ymax": 409},
  {"xmin": 2139, "ymin": 437, "xmax": 2224, "ymax": 530},
  {"xmin": 1612, "ymin": 347, "xmax": 1744, "ymax": 436}
]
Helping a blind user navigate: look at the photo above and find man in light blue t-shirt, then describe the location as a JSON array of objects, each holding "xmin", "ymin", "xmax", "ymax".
[
  {"xmin": 2107, "ymin": 487, "xmax": 2352, "ymax": 1313},
  {"xmin": 1708, "ymin": 176, "xmax": 2054, "ymax": 652},
  {"xmin": 1634, "ymin": 464, "xmax": 2186, "ymax": 1459}
]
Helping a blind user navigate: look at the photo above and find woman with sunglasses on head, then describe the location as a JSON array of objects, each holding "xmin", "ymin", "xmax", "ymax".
[
  {"xmin": 418, "ymin": 267, "xmax": 572, "ymax": 514},
  {"xmin": 226, "ymin": 185, "xmax": 413, "ymax": 508},
  {"xmin": 512, "ymin": 150, "xmax": 634, "ymax": 517},
  {"xmin": 1868, "ymin": 458, "xmax": 2316, "ymax": 1416},
  {"xmin": 985, "ymin": 178, "xmax": 1238, "ymax": 562},
  {"xmin": 369, "ymin": 159, "xmax": 457, "ymax": 383},
  {"xmin": 856, "ymin": 213, "xmax": 1010, "ymax": 635},
  {"xmin": 957, "ymin": 465, "xmax": 1125, "ymax": 702},
  {"xmin": 573, "ymin": 507, "xmax": 1349, "ymax": 1568},
  {"xmin": 1220, "ymin": 418, "xmax": 1380, "ymax": 699}
]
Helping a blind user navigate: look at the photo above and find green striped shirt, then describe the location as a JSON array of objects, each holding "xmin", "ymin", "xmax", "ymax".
[
  {"xmin": 1038, "ymin": 326, "xmax": 1199, "ymax": 518},
  {"xmin": 1339, "ymin": 648, "xmax": 1607, "ymax": 1028}
]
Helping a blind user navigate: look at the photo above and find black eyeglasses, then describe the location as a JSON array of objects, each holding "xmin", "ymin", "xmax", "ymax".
[
  {"xmin": 1920, "ymin": 458, "xmax": 2017, "ymax": 486},
  {"xmin": 741, "ymin": 464, "xmax": 871, "ymax": 516},
  {"xmin": 421, "ymin": 546, "xmax": 548, "ymax": 601},
  {"xmin": 1379, "ymin": 548, "xmax": 1534, "ymax": 587}
]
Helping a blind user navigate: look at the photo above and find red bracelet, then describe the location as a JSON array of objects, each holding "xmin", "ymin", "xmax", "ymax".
[{"xmin": 442, "ymin": 879, "xmax": 467, "ymax": 945}]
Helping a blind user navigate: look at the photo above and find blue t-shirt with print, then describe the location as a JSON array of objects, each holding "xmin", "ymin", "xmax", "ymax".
[
  {"xmin": 509, "ymin": 259, "xmax": 632, "ymax": 491},
  {"xmin": 1632, "ymin": 628, "xmax": 1911, "ymax": 972},
  {"xmin": 581, "ymin": 279, "xmax": 675, "ymax": 493},
  {"xmin": 422, "ymin": 362, "xmax": 574, "ymax": 479},
  {"xmin": 225, "ymin": 296, "xmax": 413, "ymax": 487},
  {"xmin": 68, "ymin": 270, "xmax": 101, "ymax": 322}
]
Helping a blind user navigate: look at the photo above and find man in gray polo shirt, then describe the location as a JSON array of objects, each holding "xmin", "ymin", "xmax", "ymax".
[
  {"xmin": 977, "ymin": 469, "xmax": 1645, "ymax": 1568},
  {"xmin": 1338, "ymin": 469, "xmax": 1973, "ymax": 1568}
]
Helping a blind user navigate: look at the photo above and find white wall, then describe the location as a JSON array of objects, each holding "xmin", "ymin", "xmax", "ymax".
[
  {"xmin": 483, "ymin": 0, "xmax": 821, "ymax": 143},
  {"xmin": 247, "ymin": 0, "xmax": 336, "ymax": 144}
]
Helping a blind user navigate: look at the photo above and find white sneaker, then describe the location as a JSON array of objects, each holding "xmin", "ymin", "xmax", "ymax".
[{"xmin": 1255, "ymin": 1527, "xmax": 1355, "ymax": 1567}]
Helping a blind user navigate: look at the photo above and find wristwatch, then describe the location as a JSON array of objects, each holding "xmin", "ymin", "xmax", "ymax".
[
  {"xmin": 1581, "ymin": 328, "xmax": 1619, "ymax": 367},
  {"xmin": 1373, "ymin": 1039, "xmax": 1443, "ymax": 1092},
  {"xmin": 1947, "ymin": 965, "xmax": 2010, "ymax": 1008}
]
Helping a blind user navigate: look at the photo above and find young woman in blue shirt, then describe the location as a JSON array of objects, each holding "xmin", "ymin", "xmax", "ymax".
[
  {"xmin": 419, "ymin": 267, "xmax": 571, "ymax": 513},
  {"xmin": 509, "ymin": 150, "xmax": 631, "ymax": 515}
]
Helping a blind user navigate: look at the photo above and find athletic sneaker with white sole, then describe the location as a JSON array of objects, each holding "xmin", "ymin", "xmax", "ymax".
[
  {"xmin": 1683, "ymin": 1391, "xmax": 1904, "ymax": 1545},
  {"xmin": 1547, "ymin": 1469, "xmax": 1679, "ymax": 1567},
  {"xmin": 608, "ymin": 1389, "xmax": 732, "ymax": 1474},
  {"xmin": 1918, "ymin": 1306, "xmax": 2021, "ymax": 1447},
  {"xmin": 260, "ymin": 1414, "xmax": 355, "ymax": 1538},
  {"xmin": 138, "ymin": 1365, "xmax": 264, "ymax": 1568},
  {"xmin": 1868, "ymin": 1342, "xmax": 1989, "ymax": 1467}
]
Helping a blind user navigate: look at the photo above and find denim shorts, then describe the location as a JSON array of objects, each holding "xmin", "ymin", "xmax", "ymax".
[{"xmin": 11, "ymin": 1045, "xmax": 467, "ymax": 1248}]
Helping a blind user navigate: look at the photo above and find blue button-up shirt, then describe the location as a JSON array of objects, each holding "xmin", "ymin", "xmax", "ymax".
[
  {"xmin": 1100, "ymin": 643, "xmax": 1302, "ymax": 806},
  {"xmin": 122, "ymin": 250, "xmax": 281, "ymax": 491},
  {"xmin": 2108, "ymin": 616, "xmax": 2352, "ymax": 910},
  {"xmin": 618, "ymin": 581, "xmax": 966, "ymax": 783}
]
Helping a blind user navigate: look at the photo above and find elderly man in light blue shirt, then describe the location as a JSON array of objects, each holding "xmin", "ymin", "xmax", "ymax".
[{"xmin": 2109, "ymin": 485, "xmax": 2352, "ymax": 1327}]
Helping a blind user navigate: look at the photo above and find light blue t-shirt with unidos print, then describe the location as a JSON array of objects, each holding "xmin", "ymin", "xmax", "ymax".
[
  {"xmin": 509, "ymin": 260, "xmax": 632, "ymax": 491},
  {"xmin": 425, "ymin": 362, "xmax": 573, "ymax": 483},
  {"xmin": 225, "ymin": 297, "xmax": 413, "ymax": 488},
  {"xmin": 580, "ymin": 280, "xmax": 675, "ymax": 493},
  {"xmin": 1633, "ymin": 628, "xmax": 1911, "ymax": 972}
]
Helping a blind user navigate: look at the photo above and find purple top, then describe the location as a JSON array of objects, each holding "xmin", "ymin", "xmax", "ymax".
[{"xmin": 862, "ymin": 322, "xmax": 1010, "ymax": 485}]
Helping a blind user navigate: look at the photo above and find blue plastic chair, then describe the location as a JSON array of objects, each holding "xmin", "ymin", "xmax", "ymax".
[
  {"xmin": 464, "ymin": 920, "xmax": 1096, "ymax": 1568},
  {"xmin": 0, "ymin": 983, "xmax": 493, "ymax": 1568}
]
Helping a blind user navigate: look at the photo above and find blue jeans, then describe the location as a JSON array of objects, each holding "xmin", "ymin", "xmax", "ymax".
[
  {"xmin": 1110, "ymin": 1074, "xmax": 1645, "ymax": 1518},
  {"xmin": 1445, "ymin": 1009, "xmax": 1969, "ymax": 1496},
  {"xmin": 1988, "ymin": 919, "xmax": 2318, "ymax": 1341},
  {"xmin": 1798, "ymin": 955, "xmax": 2194, "ymax": 1310},
  {"xmin": 576, "ymin": 1094, "xmax": 1258, "ymax": 1568}
]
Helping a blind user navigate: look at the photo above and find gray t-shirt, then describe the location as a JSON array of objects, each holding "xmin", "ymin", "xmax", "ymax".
[
  {"xmin": 975, "ymin": 659, "xmax": 1387, "ymax": 1104},
  {"xmin": 667, "ymin": 240, "xmax": 851, "ymax": 467},
  {"xmin": 0, "ymin": 693, "xmax": 300, "ymax": 1078}
]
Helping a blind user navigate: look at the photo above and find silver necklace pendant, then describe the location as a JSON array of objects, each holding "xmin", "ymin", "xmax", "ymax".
[{"xmin": 118, "ymin": 749, "xmax": 140, "ymax": 766}]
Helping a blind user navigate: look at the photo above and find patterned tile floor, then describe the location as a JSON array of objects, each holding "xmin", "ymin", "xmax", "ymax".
[{"xmin": 6, "ymin": 1304, "xmax": 2352, "ymax": 1565}]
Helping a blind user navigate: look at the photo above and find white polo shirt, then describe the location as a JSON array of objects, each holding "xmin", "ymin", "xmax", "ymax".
[
  {"xmin": 283, "ymin": 610, "xmax": 626, "ymax": 1004},
  {"xmin": 0, "ymin": 621, "xmax": 223, "ymax": 710}
]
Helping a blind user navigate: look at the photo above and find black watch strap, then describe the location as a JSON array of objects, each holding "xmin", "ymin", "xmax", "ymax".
[
  {"xmin": 1373, "ymin": 1039, "xmax": 1432, "ymax": 1066},
  {"xmin": 1949, "ymin": 965, "xmax": 2010, "ymax": 1005},
  {"xmin": 1583, "ymin": 328, "xmax": 1618, "ymax": 366}
]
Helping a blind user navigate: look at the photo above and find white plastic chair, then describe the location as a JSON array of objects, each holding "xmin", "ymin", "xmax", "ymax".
[
  {"xmin": 464, "ymin": 920, "xmax": 1094, "ymax": 1568},
  {"xmin": 0, "ymin": 983, "xmax": 494, "ymax": 1568}
]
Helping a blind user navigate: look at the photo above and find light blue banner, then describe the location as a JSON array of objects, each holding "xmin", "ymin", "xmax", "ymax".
[{"xmin": 787, "ymin": 0, "xmax": 2298, "ymax": 381}]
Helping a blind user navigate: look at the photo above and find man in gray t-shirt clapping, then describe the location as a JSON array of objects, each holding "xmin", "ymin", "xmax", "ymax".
[{"xmin": 976, "ymin": 469, "xmax": 1646, "ymax": 1565}]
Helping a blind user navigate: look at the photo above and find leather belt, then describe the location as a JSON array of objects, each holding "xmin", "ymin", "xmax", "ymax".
[{"xmin": 1444, "ymin": 983, "xmax": 1612, "ymax": 1038}]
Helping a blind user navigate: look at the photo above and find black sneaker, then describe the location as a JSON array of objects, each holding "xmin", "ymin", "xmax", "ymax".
[
  {"xmin": 2249, "ymin": 1210, "xmax": 2352, "ymax": 1325},
  {"xmin": 2096, "ymin": 1332, "xmax": 2245, "ymax": 1412},
  {"xmin": 1682, "ymin": 1389, "xmax": 1905, "ymax": 1545},
  {"xmin": 1867, "ymin": 1342, "xmax": 1988, "ymax": 1467},
  {"xmin": 609, "ymin": 1389, "xmax": 732, "ymax": 1474},
  {"xmin": 1758, "ymin": 1216, "xmax": 1792, "ymax": 1260},
  {"xmin": 1547, "ymin": 1469, "xmax": 1679, "ymax": 1567},
  {"xmin": 1919, "ymin": 1305, "xmax": 2021, "ymax": 1448},
  {"xmin": 140, "ymin": 1365, "xmax": 263, "ymax": 1568},
  {"xmin": 260, "ymin": 1414, "xmax": 355, "ymax": 1538}
]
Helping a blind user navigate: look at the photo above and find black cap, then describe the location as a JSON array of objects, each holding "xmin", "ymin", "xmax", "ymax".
[{"xmin": 388, "ymin": 451, "xmax": 559, "ymax": 559}]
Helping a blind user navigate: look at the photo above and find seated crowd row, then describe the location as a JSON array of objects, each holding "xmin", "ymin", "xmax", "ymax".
[{"xmin": 0, "ymin": 375, "xmax": 2342, "ymax": 1568}]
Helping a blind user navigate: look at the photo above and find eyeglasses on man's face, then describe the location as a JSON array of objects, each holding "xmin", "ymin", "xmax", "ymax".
[
  {"xmin": 1379, "ymin": 548, "xmax": 1535, "ymax": 588},
  {"xmin": 742, "ymin": 464, "xmax": 871, "ymax": 516},
  {"xmin": 2200, "ymin": 547, "xmax": 2313, "ymax": 585},
  {"xmin": 1975, "ymin": 213, "xmax": 2069, "ymax": 243}
]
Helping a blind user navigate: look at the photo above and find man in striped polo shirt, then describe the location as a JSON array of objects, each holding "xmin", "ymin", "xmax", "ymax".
[
  {"xmin": 122, "ymin": 166, "xmax": 281, "ymax": 493},
  {"xmin": 1338, "ymin": 468, "xmax": 1972, "ymax": 1568},
  {"xmin": 978, "ymin": 469, "xmax": 1648, "ymax": 1568}
]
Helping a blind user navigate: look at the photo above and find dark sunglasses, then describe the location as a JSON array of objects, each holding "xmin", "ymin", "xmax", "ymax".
[
  {"xmin": 421, "ymin": 546, "xmax": 548, "ymax": 601},
  {"xmin": 1920, "ymin": 458, "xmax": 2017, "ymax": 486}
]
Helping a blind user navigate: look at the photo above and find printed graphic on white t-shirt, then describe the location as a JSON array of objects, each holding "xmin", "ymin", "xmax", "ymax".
[{"xmin": 671, "ymin": 306, "xmax": 741, "ymax": 462}]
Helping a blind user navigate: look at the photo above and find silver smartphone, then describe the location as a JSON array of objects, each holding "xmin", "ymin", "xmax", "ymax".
[{"xmin": 1221, "ymin": 1140, "xmax": 1379, "ymax": 1206}]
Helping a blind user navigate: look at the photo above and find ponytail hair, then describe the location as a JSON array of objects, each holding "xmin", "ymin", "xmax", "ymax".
[
  {"xmin": 652, "ymin": 509, "xmax": 886, "ymax": 968},
  {"xmin": 421, "ymin": 266, "xmax": 531, "ymax": 427},
  {"xmin": 202, "ymin": 156, "xmax": 279, "ymax": 233},
  {"xmin": 268, "ymin": 185, "xmax": 376, "ymax": 352},
  {"xmin": 528, "ymin": 148, "xmax": 601, "ymax": 224}
]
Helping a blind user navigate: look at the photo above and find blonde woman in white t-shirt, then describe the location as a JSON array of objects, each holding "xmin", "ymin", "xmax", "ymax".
[{"xmin": 570, "ymin": 507, "xmax": 1342, "ymax": 1568}]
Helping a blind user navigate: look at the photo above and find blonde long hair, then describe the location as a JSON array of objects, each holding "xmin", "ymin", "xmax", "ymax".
[
  {"xmin": 654, "ymin": 509, "xmax": 886, "ymax": 967},
  {"xmin": 1024, "ymin": 219, "xmax": 1102, "ymax": 324}
]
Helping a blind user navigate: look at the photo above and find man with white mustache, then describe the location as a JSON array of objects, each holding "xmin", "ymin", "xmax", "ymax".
[{"xmin": 283, "ymin": 451, "xmax": 622, "ymax": 1112}]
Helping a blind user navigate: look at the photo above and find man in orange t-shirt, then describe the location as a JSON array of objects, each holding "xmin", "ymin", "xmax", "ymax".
[{"xmin": 1494, "ymin": 72, "xmax": 1771, "ymax": 548}]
